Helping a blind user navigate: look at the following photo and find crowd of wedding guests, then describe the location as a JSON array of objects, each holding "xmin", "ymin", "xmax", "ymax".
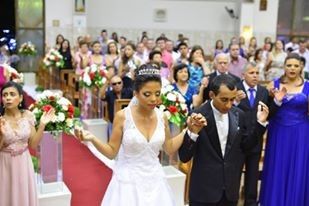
[{"xmin": 49, "ymin": 30, "xmax": 308, "ymax": 114}]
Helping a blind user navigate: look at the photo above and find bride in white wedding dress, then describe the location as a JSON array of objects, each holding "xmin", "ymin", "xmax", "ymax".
[{"xmin": 76, "ymin": 63, "xmax": 206, "ymax": 206}]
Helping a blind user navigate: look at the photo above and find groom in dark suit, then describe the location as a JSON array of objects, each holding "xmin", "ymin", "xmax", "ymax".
[
  {"xmin": 179, "ymin": 74, "xmax": 269, "ymax": 206},
  {"xmin": 234, "ymin": 62, "xmax": 269, "ymax": 206}
]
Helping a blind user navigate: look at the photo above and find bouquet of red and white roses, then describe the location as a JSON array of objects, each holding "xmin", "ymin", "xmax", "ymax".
[
  {"xmin": 29, "ymin": 90, "xmax": 78, "ymax": 135},
  {"xmin": 43, "ymin": 48, "xmax": 64, "ymax": 68},
  {"xmin": 159, "ymin": 85, "xmax": 188, "ymax": 127},
  {"xmin": 18, "ymin": 41, "xmax": 37, "ymax": 56},
  {"xmin": 80, "ymin": 64, "xmax": 107, "ymax": 89}
]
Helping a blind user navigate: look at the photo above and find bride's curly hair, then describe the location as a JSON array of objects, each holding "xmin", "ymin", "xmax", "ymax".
[{"xmin": 133, "ymin": 63, "xmax": 162, "ymax": 92}]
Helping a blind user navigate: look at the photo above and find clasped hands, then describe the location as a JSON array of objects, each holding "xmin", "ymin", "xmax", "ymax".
[{"xmin": 187, "ymin": 113, "xmax": 207, "ymax": 134}]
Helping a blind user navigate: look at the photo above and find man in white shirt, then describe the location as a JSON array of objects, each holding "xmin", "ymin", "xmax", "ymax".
[{"xmin": 179, "ymin": 74, "xmax": 269, "ymax": 206}]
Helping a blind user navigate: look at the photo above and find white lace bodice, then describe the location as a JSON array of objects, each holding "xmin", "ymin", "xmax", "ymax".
[{"xmin": 113, "ymin": 106, "xmax": 166, "ymax": 183}]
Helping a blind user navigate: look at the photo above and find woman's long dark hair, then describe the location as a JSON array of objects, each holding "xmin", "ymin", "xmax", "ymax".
[{"xmin": 0, "ymin": 81, "xmax": 26, "ymax": 115}]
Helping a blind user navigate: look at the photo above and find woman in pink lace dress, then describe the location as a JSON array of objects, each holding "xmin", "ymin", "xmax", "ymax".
[{"xmin": 0, "ymin": 81, "xmax": 55, "ymax": 206}]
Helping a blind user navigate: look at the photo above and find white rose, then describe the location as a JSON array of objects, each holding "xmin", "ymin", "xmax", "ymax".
[
  {"xmin": 49, "ymin": 55, "xmax": 55, "ymax": 61},
  {"xmin": 90, "ymin": 64, "xmax": 97, "ymax": 72},
  {"xmin": 66, "ymin": 118, "xmax": 73, "ymax": 127},
  {"xmin": 166, "ymin": 92, "xmax": 176, "ymax": 101},
  {"xmin": 177, "ymin": 93, "xmax": 186, "ymax": 103},
  {"xmin": 180, "ymin": 103, "xmax": 187, "ymax": 111},
  {"xmin": 58, "ymin": 97, "xmax": 71, "ymax": 110},
  {"xmin": 57, "ymin": 112, "xmax": 65, "ymax": 122},
  {"xmin": 83, "ymin": 73, "xmax": 92, "ymax": 86},
  {"xmin": 32, "ymin": 107, "xmax": 39, "ymax": 115},
  {"xmin": 159, "ymin": 105, "xmax": 166, "ymax": 112},
  {"xmin": 164, "ymin": 110, "xmax": 172, "ymax": 119},
  {"xmin": 56, "ymin": 62, "xmax": 61, "ymax": 67},
  {"xmin": 161, "ymin": 85, "xmax": 174, "ymax": 94}
]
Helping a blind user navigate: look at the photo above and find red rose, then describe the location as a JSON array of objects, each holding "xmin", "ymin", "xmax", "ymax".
[
  {"xmin": 89, "ymin": 72, "xmax": 95, "ymax": 80},
  {"xmin": 42, "ymin": 105, "xmax": 53, "ymax": 112},
  {"xmin": 68, "ymin": 104, "xmax": 74, "ymax": 113},
  {"xmin": 99, "ymin": 70, "xmax": 106, "ymax": 77},
  {"xmin": 168, "ymin": 105, "xmax": 178, "ymax": 114},
  {"xmin": 11, "ymin": 73, "xmax": 18, "ymax": 79}
]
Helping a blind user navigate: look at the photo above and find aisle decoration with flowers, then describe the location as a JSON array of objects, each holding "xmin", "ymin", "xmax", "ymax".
[
  {"xmin": 79, "ymin": 64, "xmax": 107, "ymax": 119},
  {"xmin": 43, "ymin": 48, "xmax": 64, "ymax": 68},
  {"xmin": 18, "ymin": 41, "xmax": 37, "ymax": 56},
  {"xmin": 159, "ymin": 85, "xmax": 188, "ymax": 128},
  {"xmin": 79, "ymin": 64, "xmax": 107, "ymax": 89},
  {"xmin": 29, "ymin": 90, "xmax": 78, "ymax": 136}
]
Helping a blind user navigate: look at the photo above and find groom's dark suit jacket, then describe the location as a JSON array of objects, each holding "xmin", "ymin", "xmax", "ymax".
[{"xmin": 178, "ymin": 102, "xmax": 266, "ymax": 203}]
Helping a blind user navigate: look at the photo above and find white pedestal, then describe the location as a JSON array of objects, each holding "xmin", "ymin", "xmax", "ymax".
[
  {"xmin": 38, "ymin": 182, "xmax": 71, "ymax": 206},
  {"xmin": 82, "ymin": 119, "xmax": 108, "ymax": 143},
  {"xmin": 163, "ymin": 166, "xmax": 186, "ymax": 206},
  {"xmin": 23, "ymin": 72, "xmax": 36, "ymax": 86}
]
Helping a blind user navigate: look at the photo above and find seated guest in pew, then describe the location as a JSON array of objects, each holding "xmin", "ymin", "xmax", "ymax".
[
  {"xmin": 172, "ymin": 63, "xmax": 197, "ymax": 111},
  {"xmin": 179, "ymin": 74, "xmax": 269, "ymax": 206},
  {"xmin": 76, "ymin": 63, "xmax": 207, "ymax": 206},
  {"xmin": 0, "ymin": 81, "xmax": 55, "ymax": 206},
  {"xmin": 192, "ymin": 53, "xmax": 241, "ymax": 108},
  {"xmin": 100, "ymin": 75, "xmax": 133, "ymax": 123}
]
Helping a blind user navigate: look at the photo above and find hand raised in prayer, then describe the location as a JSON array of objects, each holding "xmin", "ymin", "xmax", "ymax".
[{"xmin": 257, "ymin": 101, "xmax": 269, "ymax": 123}]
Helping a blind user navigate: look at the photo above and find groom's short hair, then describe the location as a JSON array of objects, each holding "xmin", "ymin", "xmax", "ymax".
[{"xmin": 210, "ymin": 74, "xmax": 236, "ymax": 95}]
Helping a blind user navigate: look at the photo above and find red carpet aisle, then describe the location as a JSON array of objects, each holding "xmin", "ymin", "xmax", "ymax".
[
  {"xmin": 23, "ymin": 91, "xmax": 113, "ymax": 206},
  {"xmin": 63, "ymin": 135, "xmax": 112, "ymax": 206}
]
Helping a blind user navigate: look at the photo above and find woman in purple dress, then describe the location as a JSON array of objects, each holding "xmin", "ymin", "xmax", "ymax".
[{"xmin": 260, "ymin": 54, "xmax": 309, "ymax": 206}]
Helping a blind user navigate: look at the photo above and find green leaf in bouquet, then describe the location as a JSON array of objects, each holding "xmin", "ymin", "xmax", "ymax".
[{"xmin": 31, "ymin": 156, "xmax": 39, "ymax": 173}]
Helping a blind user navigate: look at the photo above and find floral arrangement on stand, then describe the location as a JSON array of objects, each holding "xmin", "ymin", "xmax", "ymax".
[
  {"xmin": 79, "ymin": 64, "xmax": 107, "ymax": 89},
  {"xmin": 159, "ymin": 85, "xmax": 188, "ymax": 128},
  {"xmin": 29, "ymin": 90, "xmax": 78, "ymax": 136},
  {"xmin": 18, "ymin": 41, "xmax": 37, "ymax": 56},
  {"xmin": 0, "ymin": 63, "xmax": 24, "ymax": 83},
  {"xmin": 43, "ymin": 48, "xmax": 64, "ymax": 68}
]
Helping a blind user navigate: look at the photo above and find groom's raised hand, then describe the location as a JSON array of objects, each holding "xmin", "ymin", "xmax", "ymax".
[{"xmin": 187, "ymin": 113, "xmax": 207, "ymax": 134}]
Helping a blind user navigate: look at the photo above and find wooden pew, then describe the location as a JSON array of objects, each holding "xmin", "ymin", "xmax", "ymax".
[
  {"xmin": 60, "ymin": 69, "xmax": 75, "ymax": 96},
  {"xmin": 114, "ymin": 99, "xmax": 131, "ymax": 113},
  {"xmin": 178, "ymin": 160, "xmax": 193, "ymax": 204},
  {"xmin": 66, "ymin": 73, "xmax": 80, "ymax": 107},
  {"xmin": 91, "ymin": 87, "xmax": 102, "ymax": 118}
]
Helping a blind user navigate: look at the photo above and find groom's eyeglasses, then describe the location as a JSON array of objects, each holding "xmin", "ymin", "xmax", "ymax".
[{"xmin": 111, "ymin": 81, "xmax": 122, "ymax": 86}]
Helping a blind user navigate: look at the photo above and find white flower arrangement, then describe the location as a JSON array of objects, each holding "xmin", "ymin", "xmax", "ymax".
[
  {"xmin": 29, "ymin": 90, "xmax": 78, "ymax": 135},
  {"xmin": 43, "ymin": 48, "xmax": 64, "ymax": 68},
  {"xmin": 18, "ymin": 41, "xmax": 37, "ymax": 56},
  {"xmin": 80, "ymin": 64, "xmax": 107, "ymax": 89},
  {"xmin": 160, "ymin": 85, "xmax": 188, "ymax": 127}
]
